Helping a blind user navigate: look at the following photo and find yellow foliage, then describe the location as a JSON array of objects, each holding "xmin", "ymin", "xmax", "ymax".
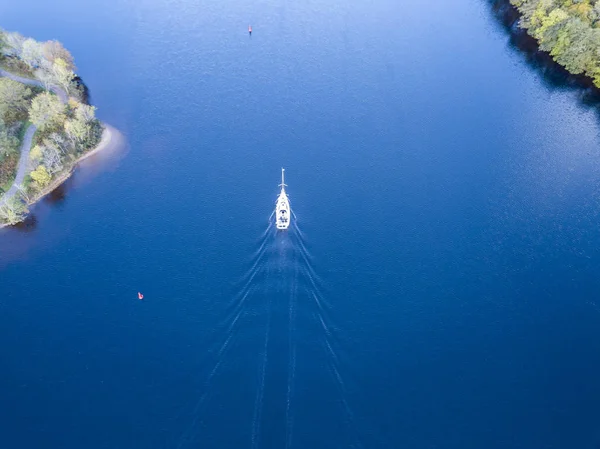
[
  {"xmin": 29, "ymin": 145, "xmax": 42, "ymax": 161},
  {"xmin": 30, "ymin": 165, "xmax": 51, "ymax": 188},
  {"xmin": 533, "ymin": 8, "xmax": 569, "ymax": 41},
  {"xmin": 531, "ymin": 0, "xmax": 557, "ymax": 28},
  {"xmin": 569, "ymin": 2, "xmax": 592, "ymax": 20},
  {"xmin": 592, "ymin": 67, "xmax": 600, "ymax": 88},
  {"xmin": 68, "ymin": 98, "xmax": 80, "ymax": 110}
]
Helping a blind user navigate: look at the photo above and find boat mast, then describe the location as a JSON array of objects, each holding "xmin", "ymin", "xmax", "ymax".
[{"xmin": 280, "ymin": 167, "xmax": 287, "ymax": 189}]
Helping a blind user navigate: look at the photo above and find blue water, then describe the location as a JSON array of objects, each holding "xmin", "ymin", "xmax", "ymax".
[{"xmin": 2, "ymin": 0, "xmax": 600, "ymax": 447}]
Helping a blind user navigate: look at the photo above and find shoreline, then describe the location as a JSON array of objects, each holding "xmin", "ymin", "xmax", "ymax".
[
  {"xmin": 492, "ymin": 0, "xmax": 600, "ymax": 93},
  {"xmin": 0, "ymin": 32, "xmax": 111, "ymax": 229},
  {"xmin": 28, "ymin": 123, "xmax": 114, "ymax": 205},
  {"xmin": 0, "ymin": 123, "xmax": 115, "ymax": 228}
]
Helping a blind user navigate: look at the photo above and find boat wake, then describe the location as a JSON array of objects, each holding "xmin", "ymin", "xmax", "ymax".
[{"xmin": 175, "ymin": 210, "xmax": 371, "ymax": 449}]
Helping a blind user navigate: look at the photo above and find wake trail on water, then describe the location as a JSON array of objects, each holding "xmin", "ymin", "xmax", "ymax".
[
  {"xmin": 175, "ymin": 283, "xmax": 256, "ymax": 449},
  {"xmin": 291, "ymin": 222, "xmax": 330, "ymax": 307},
  {"xmin": 251, "ymin": 292, "xmax": 272, "ymax": 449},
  {"xmin": 219, "ymin": 224, "xmax": 273, "ymax": 340},
  {"xmin": 285, "ymin": 260, "xmax": 299, "ymax": 449},
  {"xmin": 312, "ymin": 298, "xmax": 364, "ymax": 449},
  {"xmin": 176, "ymin": 221, "xmax": 274, "ymax": 449},
  {"xmin": 177, "ymin": 212, "xmax": 372, "ymax": 449},
  {"xmin": 292, "ymin": 218, "xmax": 365, "ymax": 449},
  {"xmin": 230, "ymin": 223, "xmax": 274, "ymax": 304},
  {"xmin": 298, "ymin": 218, "xmax": 391, "ymax": 449}
]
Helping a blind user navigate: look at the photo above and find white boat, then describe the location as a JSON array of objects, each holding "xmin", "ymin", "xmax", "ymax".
[{"xmin": 275, "ymin": 168, "xmax": 290, "ymax": 230}]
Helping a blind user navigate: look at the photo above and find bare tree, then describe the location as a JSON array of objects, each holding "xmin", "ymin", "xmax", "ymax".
[
  {"xmin": 16, "ymin": 184, "xmax": 33, "ymax": 203},
  {"xmin": 34, "ymin": 68, "xmax": 53, "ymax": 90},
  {"xmin": 21, "ymin": 38, "xmax": 43, "ymax": 69},
  {"xmin": 41, "ymin": 144, "xmax": 63, "ymax": 175},
  {"xmin": 41, "ymin": 133, "xmax": 68, "ymax": 174},
  {"xmin": 2, "ymin": 32, "xmax": 24, "ymax": 58}
]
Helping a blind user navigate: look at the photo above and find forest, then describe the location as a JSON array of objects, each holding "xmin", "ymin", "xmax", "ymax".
[
  {"xmin": 511, "ymin": 0, "xmax": 600, "ymax": 86},
  {"xmin": 0, "ymin": 29, "xmax": 103, "ymax": 225}
]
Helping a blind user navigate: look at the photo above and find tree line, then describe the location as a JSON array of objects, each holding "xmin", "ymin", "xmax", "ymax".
[
  {"xmin": 0, "ymin": 29, "xmax": 102, "ymax": 225},
  {"xmin": 511, "ymin": 0, "xmax": 600, "ymax": 86}
]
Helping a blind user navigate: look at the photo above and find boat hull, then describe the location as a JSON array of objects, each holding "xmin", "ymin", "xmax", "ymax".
[{"xmin": 276, "ymin": 190, "xmax": 290, "ymax": 230}]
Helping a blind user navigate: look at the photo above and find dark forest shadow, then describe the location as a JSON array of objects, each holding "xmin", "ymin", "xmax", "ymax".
[
  {"xmin": 43, "ymin": 174, "xmax": 75, "ymax": 206},
  {"xmin": 487, "ymin": 0, "xmax": 600, "ymax": 108},
  {"xmin": 73, "ymin": 75, "xmax": 91, "ymax": 104},
  {"xmin": 12, "ymin": 214, "xmax": 37, "ymax": 233}
]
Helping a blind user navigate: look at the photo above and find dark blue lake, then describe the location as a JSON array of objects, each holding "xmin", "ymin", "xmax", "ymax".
[{"xmin": 2, "ymin": 0, "xmax": 600, "ymax": 447}]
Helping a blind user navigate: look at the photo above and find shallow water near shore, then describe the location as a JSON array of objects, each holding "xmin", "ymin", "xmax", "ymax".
[{"xmin": 2, "ymin": 0, "xmax": 600, "ymax": 448}]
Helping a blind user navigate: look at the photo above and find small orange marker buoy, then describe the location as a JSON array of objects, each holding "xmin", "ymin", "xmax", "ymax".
[{"xmin": 138, "ymin": 292, "xmax": 144, "ymax": 300}]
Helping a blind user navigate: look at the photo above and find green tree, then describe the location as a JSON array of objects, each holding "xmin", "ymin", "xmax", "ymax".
[
  {"xmin": 550, "ymin": 18, "xmax": 600, "ymax": 75},
  {"xmin": 65, "ymin": 103, "xmax": 98, "ymax": 150},
  {"xmin": 0, "ymin": 78, "xmax": 33, "ymax": 123},
  {"xmin": 50, "ymin": 58, "xmax": 75, "ymax": 94},
  {"xmin": 0, "ymin": 196, "xmax": 28, "ymax": 225},
  {"xmin": 74, "ymin": 103, "xmax": 96, "ymax": 122},
  {"xmin": 511, "ymin": 0, "xmax": 600, "ymax": 87},
  {"xmin": 64, "ymin": 116, "xmax": 89, "ymax": 147},
  {"xmin": 0, "ymin": 119, "xmax": 18, "ymax": 157},
  {"xmin": 28, "ymin": 92, "xmax": 65, "ymax": 130},
  {"xmin": 534, "ymin": 8, "xmax": 569, "ymax": 46}
]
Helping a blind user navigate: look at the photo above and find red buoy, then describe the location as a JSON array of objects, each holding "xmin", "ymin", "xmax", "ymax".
[{"xmin": 138, "ymin": 292, "xmax": 144, "ymax": 300}]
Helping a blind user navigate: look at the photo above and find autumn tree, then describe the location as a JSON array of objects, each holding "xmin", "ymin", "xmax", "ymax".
[
  {"xmin": 42, "ymin": 40, "xmax": 75, "ymax": 71},
  {"xmin": 29, "ymin": 144, "xmax": 43, "ymax": 162},
  {"xmin": 29, "ymin": 165, "xmax": 51, "ymax": 188}
]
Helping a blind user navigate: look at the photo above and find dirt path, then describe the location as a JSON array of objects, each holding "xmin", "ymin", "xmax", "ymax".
[
  {"xmin": 0, "ymin": 70, "xmax": 68, "ymax": 207},
  {"xmin": 0, "ymin": 124, "xmax": 36, "ymax": 207}
]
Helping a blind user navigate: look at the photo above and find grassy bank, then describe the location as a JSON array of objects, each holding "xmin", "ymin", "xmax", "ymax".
[{"xmin": 0, "ymin": 55, "xmax": 34, "ymax": 78}]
